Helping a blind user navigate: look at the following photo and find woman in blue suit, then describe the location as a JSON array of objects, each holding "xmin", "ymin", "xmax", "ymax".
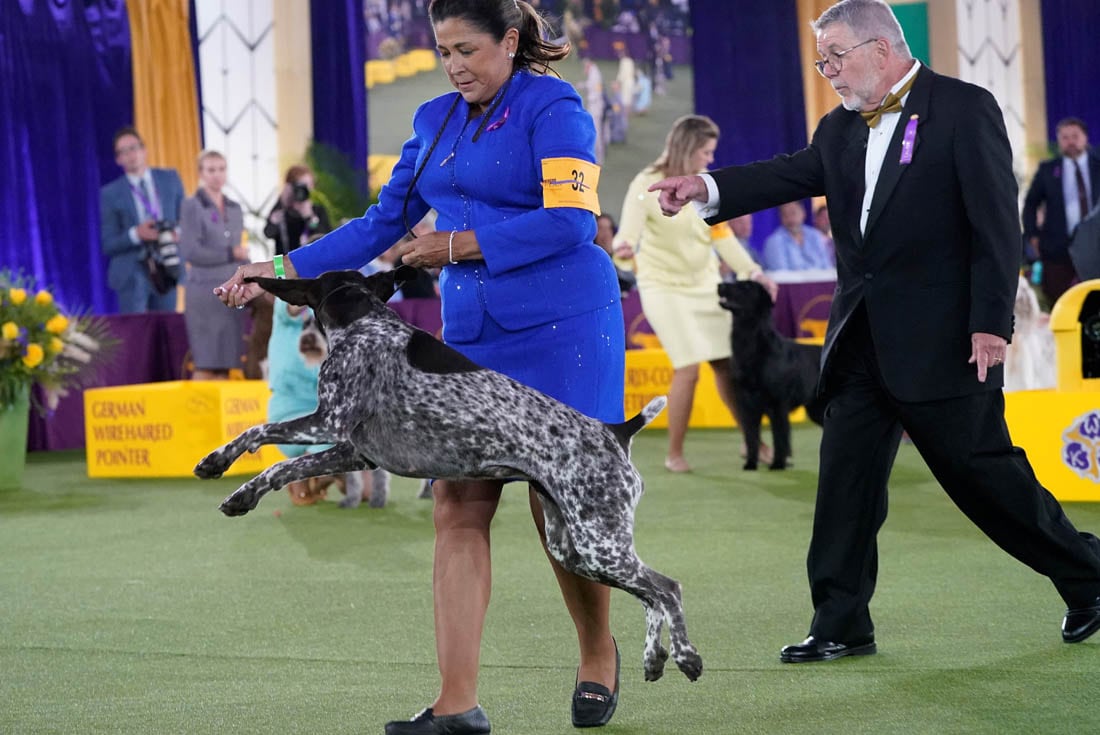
[{"xmin": 217, "ymin": 2, "xmax": 623, "ymax": 733}]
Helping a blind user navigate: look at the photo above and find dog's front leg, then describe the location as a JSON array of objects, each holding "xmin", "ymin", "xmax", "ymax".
[
  {"xmin": 740, "ymin": 402, "xmax": 764, "ymax": 471},
  {"xmin": 769, "ymin": 405, "xmax": 792, "ymax": 470},
  {"xmin": 219, "ymin": 442, "xmax": 370, "ymax": 516},
  {"xmin": 194, "ymin": 413, "xmax": 345, "ymax": 479}
]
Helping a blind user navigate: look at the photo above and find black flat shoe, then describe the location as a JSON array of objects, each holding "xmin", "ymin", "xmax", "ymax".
[
  {"xmin": 384, "ymin": 706, "xmax": 491, "ymax": 735},
  {"xmin": 572, "ymin": 640, "xmax": 620, "ymax": 728},
  {"xmin": 779, "ymin": 635, "xmax": 876, "ymax": 663},
  {"xmin": 1063, "ymin": 596, "xmax": 1100, "ymax": 643}
]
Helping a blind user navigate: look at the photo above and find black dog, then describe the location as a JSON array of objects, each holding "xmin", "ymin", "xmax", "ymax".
[{"xmin": 718, "ymin": 280, "xmax": 826, "ymax": 470}]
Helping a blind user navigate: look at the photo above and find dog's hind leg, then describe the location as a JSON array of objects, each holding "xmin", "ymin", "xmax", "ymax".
[
  {"xmin": 194, "ymin": 413, "xmax": 345, "ymax": 479},
  {"xmin": 364, "ymin": 468, "xmax": 390, "ymax": 508},
  {"xmin": 219, "ymin": 442, "xmax": 369, "ymax": 516}
]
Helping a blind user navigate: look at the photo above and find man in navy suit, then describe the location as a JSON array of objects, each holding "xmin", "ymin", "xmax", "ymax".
[
  {"xmin": 651, "ymin": 0, "xmax": 1100, "ymax": 661},
  {"xmin": 1023, "ymin": 117, "xmax": 1100, "ymax": 304},
  {"xmin": 99, "ymin": 127, "xmax": 185, "ymax": 313}
]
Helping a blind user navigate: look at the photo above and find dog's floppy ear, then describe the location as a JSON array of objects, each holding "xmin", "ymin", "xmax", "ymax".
[
  {"xmin": 245, "ymin": 276, "xmax": 322, "ymax": 308},
  {"xmin": 363, "ymin": 265, "xmax": 420, "ymax": 303}
]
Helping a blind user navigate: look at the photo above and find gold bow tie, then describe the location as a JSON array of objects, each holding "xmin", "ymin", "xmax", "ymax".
[{"xmin": 860, "ymin": 76, "xmax": 916, "ymax": 128}]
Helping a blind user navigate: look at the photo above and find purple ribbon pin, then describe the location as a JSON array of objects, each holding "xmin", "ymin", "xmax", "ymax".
[
  {"xmin": 485, "ymin": 106, "xmax": 510, "ymax": 133},
  {"xmin": 899, "ymin": 114, "xmax": 918, "ymax": 164}
]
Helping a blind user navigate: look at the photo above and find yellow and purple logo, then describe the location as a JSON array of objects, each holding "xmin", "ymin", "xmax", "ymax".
[{"xmin": 1063, "ymin": 411, "xmax": 1100, "ymax": 482}]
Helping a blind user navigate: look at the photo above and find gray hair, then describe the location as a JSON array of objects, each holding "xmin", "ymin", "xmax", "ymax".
[{"xmin": 813, "ymin": 0, "xmax": 912, "ymax": 61}]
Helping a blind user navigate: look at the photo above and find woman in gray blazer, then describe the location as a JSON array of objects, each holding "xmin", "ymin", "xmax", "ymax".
[{"xmin": 179, "ymin": 150, "xmax": 248, "ymax": 380}]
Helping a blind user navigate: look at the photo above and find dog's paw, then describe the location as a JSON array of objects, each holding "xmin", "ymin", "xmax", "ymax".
[
  {"xmin": 219, "ymin": 487, "xmax": 259, "ymax": 516},
  {"xmin": 366, "ymin": 494, "xmax": 386, "ymax": 509},
  {"xmin": 338, "ymin": 495, "xmax": 363, "ymax": 509},
  {"xmin": 768, "ymin": 461, "xmax": 789, "ymax": 471},
  {"xmin": 742, "ymin": 461, "xmax": 758, "ymax": 471},
  {"xmin": 644, "ymin": 645, "xmax": 669, "ymax": 682},
  {"xmin": 194, "ymin": 452, "xmax": 232, "ymax": 479},
  {"xmin": 674, "ymin": 649, "xmax": 703, "ymax": 682}
]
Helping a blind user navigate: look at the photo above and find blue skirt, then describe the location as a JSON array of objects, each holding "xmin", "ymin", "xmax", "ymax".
[{"xmin": 448, "ymin": 304, "xmax": 625, "ymax": 423}]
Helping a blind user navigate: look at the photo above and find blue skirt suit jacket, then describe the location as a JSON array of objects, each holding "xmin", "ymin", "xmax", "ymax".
[{"xmin": 290, "ymin": 71, "xmax": 624, "ymax": 421}]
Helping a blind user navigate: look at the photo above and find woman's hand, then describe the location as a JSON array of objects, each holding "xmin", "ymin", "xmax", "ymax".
[
  {"xmin": 396, "ymin": 230, "xmax": 476, "ymax": 268},
  {"xmin": 751, "ymin": 270, "xmax": 779, "ymax": 302},
  {"xmin": 214, "ymin": 260, "xmax": 284, "ymax": 308}
]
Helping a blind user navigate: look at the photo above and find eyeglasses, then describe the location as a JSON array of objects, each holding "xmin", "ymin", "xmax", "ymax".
[
  {"xmin": 114, "ymin": 143, "xmax": 143, "ymax": 155},
  {"xmin": 813, "ymin": 38, "xmax": 878, "ymax": 77}
]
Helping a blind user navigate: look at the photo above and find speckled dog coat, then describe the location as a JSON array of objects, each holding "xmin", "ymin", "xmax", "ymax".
[{"xmin": 194, "ymin": 267, "xmax": 702, "ymax": 683}]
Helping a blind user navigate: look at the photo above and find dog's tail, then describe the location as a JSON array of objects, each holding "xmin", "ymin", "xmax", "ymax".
[{"xmin": 607, "ymin": 396, "xmax": 668, "ymax": 451}]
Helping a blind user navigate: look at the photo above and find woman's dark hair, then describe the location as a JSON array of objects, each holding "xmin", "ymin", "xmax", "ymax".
[{"xmin": 428, "ymin": 0, "xmax": 569, "ymax": 74}]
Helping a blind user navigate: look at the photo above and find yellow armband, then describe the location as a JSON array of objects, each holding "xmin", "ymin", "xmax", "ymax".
[
  {"xmin": 541, "ymin": 157, "xmax": 601, "ymax": 215},
  {"xmin": 709, "ymin": 222, "xmax": 733, "ymax": 241}
]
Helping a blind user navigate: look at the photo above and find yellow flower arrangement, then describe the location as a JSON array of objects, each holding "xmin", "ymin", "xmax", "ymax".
[{"xmin": 1, "ymin": 270, "xmax": 114, "ymax": 411}]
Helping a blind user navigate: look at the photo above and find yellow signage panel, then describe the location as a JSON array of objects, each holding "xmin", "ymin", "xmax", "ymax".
[
  {"xmin": 1004, "ymin": 390, "xmax": 1100, "ymax": 502},
  {"xmin": 84, "ymin": 380, "xmax": 276, "ymax": 478}
]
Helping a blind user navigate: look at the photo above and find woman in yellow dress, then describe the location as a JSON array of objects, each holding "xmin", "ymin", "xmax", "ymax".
[{"xmin": 614, "ymin": 115, "xmax": 778, "ymax": 472}]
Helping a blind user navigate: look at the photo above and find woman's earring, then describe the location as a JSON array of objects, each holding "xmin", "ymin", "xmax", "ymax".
[{"xmin": 508, "ymin": 51, "xmax": 515, "ymax": 59}]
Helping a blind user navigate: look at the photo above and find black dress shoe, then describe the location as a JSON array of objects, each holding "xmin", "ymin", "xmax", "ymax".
[
  {"xmin": 384, "ymin": 706, "xmax": 491, "ymax": 735},
  {"xmin": 572, "ymin": 640, "xmax": 620, "ymax": 728},
  {"xmin": 1062, "ymin": 596, "xmax": 1100, "ymax": 643},
  {"xmin": 779, "ymin": 635, "xmax": 876, "ymax": 663}
]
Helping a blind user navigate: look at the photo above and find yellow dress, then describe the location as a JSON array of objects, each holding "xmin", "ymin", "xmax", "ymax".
[{"xmin": 614, "ymin": 168, "xmax": 759, "ymax": 368}]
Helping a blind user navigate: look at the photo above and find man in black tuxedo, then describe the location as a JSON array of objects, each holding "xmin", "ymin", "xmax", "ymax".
[
  {"xmin": 651, "ymin": 0, "xmax": 1100, "ymax": 661},
  {"xmin": 1022, "ymin": 117, "xmax": 1100, "ymax": 304}
]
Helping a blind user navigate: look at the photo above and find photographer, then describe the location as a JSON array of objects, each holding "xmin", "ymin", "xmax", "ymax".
[
  {"xmin": 99, "ymin": 126, "xmax": 185, "ymax": 313},
  {"xmin": 264, "ymin": 165, "xmax": 332, "ymax": 255},
  {"xmin": 179, "ymin": 150, "xmax": 247, "ymax": 380}
]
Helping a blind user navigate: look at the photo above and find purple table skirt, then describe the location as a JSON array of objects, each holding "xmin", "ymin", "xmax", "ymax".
[{"xmin": 27, "ymin": 282, "xmax": 833, "ymax": 452}]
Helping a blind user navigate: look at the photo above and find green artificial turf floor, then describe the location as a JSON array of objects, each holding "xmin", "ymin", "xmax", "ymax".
[{"xmin": 3, "ymin": 427, "xmax": 1100, "ymax": 734}]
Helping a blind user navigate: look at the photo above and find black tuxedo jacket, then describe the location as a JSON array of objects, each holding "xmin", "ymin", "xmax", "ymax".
[
  {"xmin": 707, "ymin": 66, "xmax": 1019, "ymax": 402},
  {"xmin": 1022, "ymin": 151, "xmax": 1100, "ymax": 262}
]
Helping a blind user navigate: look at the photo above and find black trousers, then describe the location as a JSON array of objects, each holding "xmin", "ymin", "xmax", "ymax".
[{"xmin": 807, "ymin": 306, "xmax": 1100, "ymax": 642}]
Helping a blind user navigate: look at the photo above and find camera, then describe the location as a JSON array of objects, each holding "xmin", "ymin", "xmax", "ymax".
[
  {"xmin": 291, "ymin": 183, "xmax": 311, "ymax": 202},
  {"xmin": 153, "ymin": 220, "xmax": 181, "ymax": 269}
]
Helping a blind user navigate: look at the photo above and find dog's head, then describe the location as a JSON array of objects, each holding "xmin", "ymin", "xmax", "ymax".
[
  {"xmin": 247, "ymin": 265, "xmax": 419, "ymax": 330},
  {"xmin": 717, "ymin": 280, "xmax": 772, "ymax": 319}
]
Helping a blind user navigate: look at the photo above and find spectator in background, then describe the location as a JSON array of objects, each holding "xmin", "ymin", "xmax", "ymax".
[
  {"xmin": 247, "ymin": 165, "xmax": 334, "ymax": 379},
  {"xmin": 580, "ymin": 56, "xmax": 606, "ymax": 163},
  {"xmin": 814, "ymin": 202, "xmax": 836, "ymax": 261},
  {"xmin": 720, "ymin": 213, "xmax": 756, "ymax": 281},
  {"xmin": 762, "ymin": 201, "xmax": 835, "ymax": 271},
  {"xmin": 99, "ymin": 126, "xmax": 185, "ymax": 313},
  {"xmin": 634, "ymin": 68, "xmax": 652, "ymax": 115},
  {"xmin": 264, "ymin": 164, "xmax": 332, "ymax": 256},
  {"xmin": 615, "ymin": 41, "xmax": 635, "ymax": 119},
  {"xmin": 615, "ymin": 114, "xmax": 777, "ymax": 473},
  {"xmin": 1023, "ymin": 117, "xmax": 1100, "ymax": 305},
  {"xmin": 179, "ymin": 150, "xmax": 247, "ymax": 380},
  {"xmin": 594, "ymin": 212, "xmax": 636, "ymax": 295}
]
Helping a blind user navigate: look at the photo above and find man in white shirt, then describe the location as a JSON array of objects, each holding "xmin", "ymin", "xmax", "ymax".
[
  {"xmin": 99, "ymin": 127, "xmax": 185, "ymax": 313},
  {"xmin": 650, "ymin": 0, "xmax": 1100, "ymax": 662},
  {"xmin": 1023, "ymin": 117, "xmax": 1100, "ymax": 304}
]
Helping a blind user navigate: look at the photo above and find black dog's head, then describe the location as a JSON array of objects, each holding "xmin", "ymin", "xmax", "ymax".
[
  {"xmin": 247, "ymin": 265, "xmax": 419, "ymax": 330},
  {"xmin": 717, "ymin": 280, "xmax": 773, "ymax": 320}
]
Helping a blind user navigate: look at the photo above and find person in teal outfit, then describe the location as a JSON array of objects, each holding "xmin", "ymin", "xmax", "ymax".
[{"xmin": 215, "ymin": 2, "xmax": 624, "ymax": 733}]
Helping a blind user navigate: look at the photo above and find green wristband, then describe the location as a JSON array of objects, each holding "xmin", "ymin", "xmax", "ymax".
[{"xmin": 273, "ymin": 255, "xmax": 285, "ymax": 279}]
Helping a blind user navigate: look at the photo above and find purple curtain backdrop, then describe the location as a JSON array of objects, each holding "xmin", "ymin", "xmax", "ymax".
[
  {"xmin": 310, "ymin": 0, "xmax": 369, "ymax": 192},
  {"xmin": 1039, "ymin": 0, "xmax": 1100, "ymax": 141},
  {"xmin": 689, "ymin": 0, "xmax": 809, "ymax": 255},
  {"xmin": 0, "ymin": 0, "xmax": 132, "ymax": 314}
]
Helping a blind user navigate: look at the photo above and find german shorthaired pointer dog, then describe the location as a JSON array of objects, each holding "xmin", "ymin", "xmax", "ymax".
[{"xmin": 194, "ymin": 267, "xmax": 703, "ymax": 683}]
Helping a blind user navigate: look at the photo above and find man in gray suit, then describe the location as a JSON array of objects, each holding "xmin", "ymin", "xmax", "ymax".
[{"xmin": 99, "ymin": 127, "xmax": 185, "ymax": 313}]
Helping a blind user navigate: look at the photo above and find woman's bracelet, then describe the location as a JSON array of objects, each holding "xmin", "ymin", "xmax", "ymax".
[
  {"xmin": 448, "ymin": 230, "xmax": 459, "ymax": 265},
  {"xmin": 273, "ymin": 254, "xmax": 286, "ymax": 279}
]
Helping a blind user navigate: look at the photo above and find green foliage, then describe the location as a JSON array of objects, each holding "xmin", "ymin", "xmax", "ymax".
[{"xmin": 304, "ymin": 140, "xmax": 375, "ymax": 225}]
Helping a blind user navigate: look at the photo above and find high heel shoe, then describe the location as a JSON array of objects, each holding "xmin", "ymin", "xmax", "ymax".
[
  {"xmin": 571, "ymin": 640, "xmax": 620, "ymax": 728},
  {"xmin": 384, "ymin": 705, "xmax": 491, "ymax": 734}
]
